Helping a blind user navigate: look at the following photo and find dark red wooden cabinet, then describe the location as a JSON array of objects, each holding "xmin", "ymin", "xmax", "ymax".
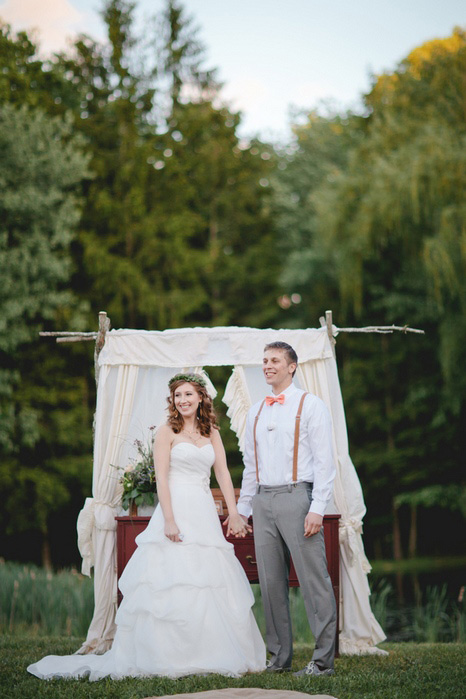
[
  {"xmin": 116, "ymin": 506, "xmax": 340, "ymax": 654},
  {"xmin": 116, "ymin": 513, "xmax": 340, "ymax": 587}
]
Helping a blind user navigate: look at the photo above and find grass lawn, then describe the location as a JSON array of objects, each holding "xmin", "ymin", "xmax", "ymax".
[{"xmin": 1, "ymin": 637, "xmax": 465, "ymax": 699}]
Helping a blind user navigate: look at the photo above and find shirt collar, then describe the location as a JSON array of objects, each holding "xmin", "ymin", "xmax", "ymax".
[{"xmin": 269, "ymin": 382, "xmax": 297, "ymax": 397}]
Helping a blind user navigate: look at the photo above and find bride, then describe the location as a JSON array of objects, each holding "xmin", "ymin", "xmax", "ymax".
[{"xmin": 28, "ymin": 373, "xmax": 266, "ymax": 680}]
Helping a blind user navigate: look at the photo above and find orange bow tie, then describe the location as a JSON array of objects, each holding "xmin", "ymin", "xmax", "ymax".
[{"xmin": 266, "ymin": 394, "xmax": 285, "ymax": 406}]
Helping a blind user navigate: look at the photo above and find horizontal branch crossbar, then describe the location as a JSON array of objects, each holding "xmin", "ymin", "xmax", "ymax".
[
  {"xmin": 56, "ymin": 336, "xmax": 97, "ymax": 343},
  {"xmin": 39, "ymin": 331, "xmax": 98, "ymax": 337},
  {"xmin": 335, "ymin": 325, "xmax": 424, "ymax": 335},
  {"xmin": 39, "ymin": 321, "xmax": 425, "ymax": 346}
]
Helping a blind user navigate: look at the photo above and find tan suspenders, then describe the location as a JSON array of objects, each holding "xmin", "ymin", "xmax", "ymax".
[
  {"xmin": 253, "ymin": 399, "xmax": 266, "ymax": 483},
  {"xmin": 253, "ymin": 392, "xmax": 308, "ymax": 483}
]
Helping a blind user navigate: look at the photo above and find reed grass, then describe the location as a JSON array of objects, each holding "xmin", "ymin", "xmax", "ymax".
[
  {"xmin": 0, "ymin": 560, "xmax": 93, "ymax": 636},
  {"xmin": 255, "ymin": 581, "xmax": 466, "ymax": 644},
  {"xmin": 1, "ymin": 559, "xmax": 464, "ymax": 643},
  {"xmin": 252, "ymin": 585, "xmax": 316, "ymax": 644}
]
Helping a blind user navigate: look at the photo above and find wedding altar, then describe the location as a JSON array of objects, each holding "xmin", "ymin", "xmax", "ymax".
[{"xmin": 74, "ymin": 322, "xmax": 387, "ymax": 656}]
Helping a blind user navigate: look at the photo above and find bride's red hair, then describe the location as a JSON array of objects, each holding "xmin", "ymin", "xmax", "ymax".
[{"xmin": 167, "ymin": 377, "xmax": 218, "ymax": 437}]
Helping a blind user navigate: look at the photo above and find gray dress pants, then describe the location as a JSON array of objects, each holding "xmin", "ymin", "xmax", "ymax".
[{"xmin": 252, "ymin": 482, "xmax": 336, "ymax": 669}]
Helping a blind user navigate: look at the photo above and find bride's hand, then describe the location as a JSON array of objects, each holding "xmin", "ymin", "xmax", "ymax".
[
  {"xmin": 164, "ymin": 519, "xmax": 182, "ymax": 543},
  {"xmin": 225, "ymin": 513, "xmax": 251, "ymax": 538}
]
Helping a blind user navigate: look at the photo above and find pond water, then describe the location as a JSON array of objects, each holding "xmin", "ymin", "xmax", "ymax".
[
  {"xmin": 368, "ymin": 565, "xmax": 465, "ymax": 642},
  {"xmin": 369, "ymin": 563, "xmax": 466, "ymax": 604}
]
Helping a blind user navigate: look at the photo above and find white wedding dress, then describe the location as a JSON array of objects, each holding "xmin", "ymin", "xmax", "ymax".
[{"xmin": 27, "ymin": 442, "xmax": 266, "ymax": 680}]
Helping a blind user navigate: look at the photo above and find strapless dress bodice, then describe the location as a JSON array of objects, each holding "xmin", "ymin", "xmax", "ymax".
[{"xmin": 168, "ymin": 442, "xmax": 215, "ymax": 491}]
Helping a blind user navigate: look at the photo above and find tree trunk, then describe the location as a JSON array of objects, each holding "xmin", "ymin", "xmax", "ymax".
[
  {"xmin": 382, "ymin": 336, "xmax": 400, "ymax": 561},
  {"xmin": 374, "ymin": 537, "xmax": 383, "ymax": 560},
  {"xmin": 209, "ymin": 210, "xmax": 220, "ymax": 323},
  {"xmin": 392, "ymin": 499, "xmax": 404, "ymax": 603},
  {"xmin": 41, "ymin": 533, "xmax": 52, "ymax": 571},
  {"xmin": 392, "ymin": 499, "xmax": 403, "ymax": 561},
  {"xmin": 408, "ymin": 503, "xmax": 417, "ymax": 558}
]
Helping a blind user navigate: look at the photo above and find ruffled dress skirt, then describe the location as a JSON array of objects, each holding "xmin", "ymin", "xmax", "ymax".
[{"xmin": 27, "ymin": 443, "xmax": 266, "ymax": 680}]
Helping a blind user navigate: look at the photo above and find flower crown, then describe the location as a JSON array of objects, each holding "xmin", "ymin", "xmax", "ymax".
[{"xmin": 168, "ymin": 373, "xmax": 207, "ymax": 388}]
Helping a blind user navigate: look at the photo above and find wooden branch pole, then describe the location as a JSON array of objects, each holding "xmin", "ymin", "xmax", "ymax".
[
  {"xmin": 318, "ymin": 310, "xmax": 424, "ymax": 360},
  {"xmin": 94, "ymin": 312, "xmax": 111, "ymax": 388},
  {"xmin": 39, "ymin": 312, "xmax": 111, "ymax": 387},
  {"xmin": 39, "ymin": 331, "xmax": 97, "ymax": 343},
  {"xmin": 326, "ymin": 309, "xmax": 336, "ymax": 357},
  {"xmin": 319, "ymin": 310, "xmax": 337, "ymax": 357},
  {"xmin": 334, "ymin": 324, "xmax": 424, "ymax": 335}
]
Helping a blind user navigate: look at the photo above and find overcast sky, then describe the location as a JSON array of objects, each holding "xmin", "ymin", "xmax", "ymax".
[{"xmin": 1, "ymin": 0, "xmax": 464, "ymax": 139}]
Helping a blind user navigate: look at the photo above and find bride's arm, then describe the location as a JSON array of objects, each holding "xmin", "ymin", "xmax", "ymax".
[
  {"xmin": 211, "ymin": 429, "xmax": 250, "ymax": 538},
  {"xmin": 154, "ymin": 424, "xmax": 182, "ymax": 542}
]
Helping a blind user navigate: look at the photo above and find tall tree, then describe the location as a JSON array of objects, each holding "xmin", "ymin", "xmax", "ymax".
[
  {"xmin": 273, "ymin": 109, "xmax": 364, "ymax": 325},
  {"xmin": 0, "ymin": 103, "xmax": 91, "ymax": 567},
  {"xmin": 0, "ymin": 22, "xmax": 75, "ymax": 114},
  {"xmin": 50, "ymin": 0, "xmax": 156, "ymax": 327},
  {"xmin": 59, "ymin": 0, "xmax": 280, "ymax": 329},
  {"xmin": 144, "ymin": 0, "xmax": 280, "ymax": 327}
]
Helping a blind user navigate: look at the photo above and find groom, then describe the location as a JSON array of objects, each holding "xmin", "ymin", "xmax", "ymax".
[{"xmin": 237, "ymin": 341, "xmax": 337, "ymax": 677}]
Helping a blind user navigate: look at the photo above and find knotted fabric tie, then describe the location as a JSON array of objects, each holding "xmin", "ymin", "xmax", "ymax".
[{"xmin": 265, "ymin": 394, "xmax": 285, "ymax": 406}]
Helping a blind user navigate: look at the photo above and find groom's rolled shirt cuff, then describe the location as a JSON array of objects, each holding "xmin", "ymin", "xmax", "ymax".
[
  {"xmin": 237, "ymin": 501, "xmax": 252, "ymax": 519},
  {"xmin": 309, "ymin": 498, "xmax": 327, "ymax": 517}
]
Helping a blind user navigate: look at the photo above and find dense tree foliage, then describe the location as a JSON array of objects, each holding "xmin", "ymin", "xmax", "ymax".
[
  {"xmin": 0, "ymin": 1, "xmax": 463, "ymax": 567},
  {"xmin": 275, "ymin": 28, "xmax": 466, "ymax": 559},
  {"xmin": 0, "ymin": 103, "xmax": 92, "ymax": 567}
]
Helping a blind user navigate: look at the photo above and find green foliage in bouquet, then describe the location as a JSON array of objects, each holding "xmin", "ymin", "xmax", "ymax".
[{"xmin": 119, "ymin": 428, "xmax": 157, "ymax": 510}]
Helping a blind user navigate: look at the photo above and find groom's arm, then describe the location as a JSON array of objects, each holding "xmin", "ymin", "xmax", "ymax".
[
  {"xmin": 237, "ymin": 408, "xmax": 257, "ymax": 520},
  {"xmin": 303, "ymin": 396, "xmax": 336, "ymax": 537}
]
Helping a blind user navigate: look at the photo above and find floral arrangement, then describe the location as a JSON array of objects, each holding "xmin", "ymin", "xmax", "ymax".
[{"xmin": 118, "ymin": 427, "xmax": 157, "ymax": 511}]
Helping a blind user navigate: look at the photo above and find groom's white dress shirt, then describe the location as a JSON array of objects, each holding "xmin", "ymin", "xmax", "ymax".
[{"xmin": 237, "ymin": 383, "xmax": 336, "ymax": 518}]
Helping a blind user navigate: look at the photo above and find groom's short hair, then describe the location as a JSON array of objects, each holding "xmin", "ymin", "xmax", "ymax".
[{"xmin": 264, "ymin": 341, "xmax": 298, "ymax": 377}]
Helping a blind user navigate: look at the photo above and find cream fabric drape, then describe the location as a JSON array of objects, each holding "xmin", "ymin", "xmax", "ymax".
[
  {"xmin": 76, "ymin": 364, "xmax": 139, "ymax": 653},
  {"xmin": 98, "ymin": 327, "xmax": 333, "ymax": 367},
  {"xmin": 223, "ymin": 366, "xmax": 252, "ymax": 454},
  {"xmin": 223, "ymin": 355, "xmax": 387, "ymax": 656}
]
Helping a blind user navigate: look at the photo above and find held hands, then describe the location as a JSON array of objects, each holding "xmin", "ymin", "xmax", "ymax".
[
  {"xmin": 224, "ymin": 513, "xmax": 252, "ymax": 538},
  {"xmin": 304, "ymin": 512, "xmax": 323, "ymax": 537},
  {"xmin": 164, "ymin": 519, "xmax": 183, "ymax": 543}
]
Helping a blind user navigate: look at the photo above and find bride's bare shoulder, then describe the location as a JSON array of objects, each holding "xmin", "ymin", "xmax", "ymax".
[{"xmin": 155, "ymin": 423, "xmax": 175, "ymax": 443}]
